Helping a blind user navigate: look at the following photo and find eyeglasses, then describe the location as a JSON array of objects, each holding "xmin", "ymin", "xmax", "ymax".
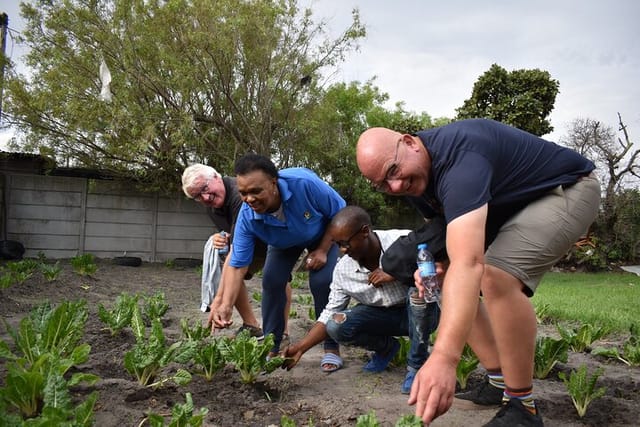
[
  {"xmin": 193, "ymin": 179, "xmax": 211, "ymax": 202},
  {"xmin": 371, "ymin": 139, "xmax": 402, "ymax": 192},
  {"xmin": 335, "ymin": 225, "xmax": 365, "ymax": 249}
]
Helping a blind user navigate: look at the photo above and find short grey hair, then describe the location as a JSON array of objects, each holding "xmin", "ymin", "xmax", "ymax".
[{"xmin": 181, "ymin": 164, "xmax": 220, "ymax": 198}]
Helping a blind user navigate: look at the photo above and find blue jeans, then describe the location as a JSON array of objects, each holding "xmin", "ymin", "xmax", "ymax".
[
  {"xmin": 325, "ymin": 287, "xmax": 440, "ymax": 370},
  {"xmin": 262, "ymin": 243, "xmax": 340, "ymax": 353}
]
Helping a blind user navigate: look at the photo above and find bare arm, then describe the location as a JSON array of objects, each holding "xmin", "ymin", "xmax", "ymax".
[{"xmin": 409, "ymin": 204, "xmax": 488, "ymax": 424}]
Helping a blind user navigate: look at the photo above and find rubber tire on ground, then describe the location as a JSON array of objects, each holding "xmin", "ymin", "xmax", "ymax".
[
  {"xmin": 0, "ymin": 240, "xmax": 26, "ymax": 260},
  {"xmin": 172, "ymin": 258, "xmax": 202, "ymax": 268},
  {"xmin": 112, "ymin": 256, "xmax": 142, "ymax": 267}
]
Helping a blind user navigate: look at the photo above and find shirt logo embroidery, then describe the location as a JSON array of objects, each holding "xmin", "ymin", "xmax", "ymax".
[{"xmin": 304, "ymin": 211, "xmax": 311, "ymax": 220}]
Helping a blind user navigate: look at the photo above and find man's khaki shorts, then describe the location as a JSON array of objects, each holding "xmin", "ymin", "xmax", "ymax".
[{"xmin": 485, "ymin": 173, "xmax": 601, "ymax": 296}]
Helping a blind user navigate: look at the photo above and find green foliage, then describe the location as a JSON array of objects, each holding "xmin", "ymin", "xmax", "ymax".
[
  {"xmin": 71, "ymin": 254, "xmax": 97, "ymax": 276},
  {"xmin": 145, "ymin": 393, "xmax": 208, "ymax": 427},
  {"xmin": 534, "ymin": 302, "xmax": 554, "ymax": 324},
  {"xmin": 391, "ymin": 337, "xmax": 410, "ymax": 367},
  {"xmin": 296, "ymin": 294, "xmax": 313, "ymax": 305},
  {"xmin": 289, "ymin": 272, "xmax": 307, "ymax": 289},
  {"xmin": 534, "ymin": 336, "xmax": 569, "ymax": 379},
  {"xmin": 252, "ymin": 291, "xmax": 262, "ymax": 303},
  {"xmin": 456, "ymin": 344, "xmax": 480, "ymax": 389},
  {"xmin": 190, "ymin": 338, "xmax": 226, "ymax": 382},
  {"xmin": 280, "ymin": 414, "xmax": 297, "ymax": 427},
  {"xmin": 556, "ymin": 322, "xmax": 609, "ymax": 352},
  {"xmin": 592, "ymin": 324, "xmax": 640, "ymax": 366},
  {"xmin": 395, "ymin": 414, "xmax": 424, "ymax": 427},
  {"xmin": 288, "ymin": 309, "xmax": 298, "ymax": 319},
  {"xmin": 180, "ymin": 318, "xmax": 211, "ymax": 342},
  {"xmin": 307, "ymin": 307, "xmax": 315, "ymax": 320},
  {"xmin": 6, "ymin": 0, "xmax": 365, "ymax": 192},
  {"xmin": 3, "ymin": 301, "xmax": 88, "ymax": 363},
  {"xmin": 218, "ymin": 331, "xmax": 284, "ymax": 384},
  {"xmin": 0, "ymin": 259, "xmax": 40, "ymax": 287},
  {"xmin": 0, "ymin": 302, "xmax": 98, "ymax": 423},
  {"xmin": 356, "ymin": 410, "xmax": 380, "ymax": 427},
  {"xmin": 143, "ymin": 291, "xmax": 170, "ymax": 322},
  {"xmin": 558, "ymin": 365, "xmax": 606, "ymax": 418},
  {"xmin": 455, "ymin": 63, "xmax": 559, "ymax": 136},
  {"xmin": 39, "ymin": 261, "xmax": 62, "ymax": 282},
  {"xmin": 123, "ymin": 306, "xmax": 195, "ymax": 386},
  {"xmin": 98, "ymin": 292, "xmax": 139, "ymax": 336}
]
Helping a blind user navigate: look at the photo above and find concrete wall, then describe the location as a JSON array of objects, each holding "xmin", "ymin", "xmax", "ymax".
[{"xmin": 2, "ymin": 173, "xmax": 213, "ymax": 262}]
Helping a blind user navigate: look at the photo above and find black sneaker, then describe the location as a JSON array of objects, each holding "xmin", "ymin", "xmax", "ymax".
[
  {"xmin": 454, "ymin": 377, "xmax": 504, "ymax": 409},
  {"xmin": 483, "ymin": 399, "xmax": 544, "ymax": 427},
  {"xmin": 235, "ymin": 324, "xmax": 264, "ymax": 340}
]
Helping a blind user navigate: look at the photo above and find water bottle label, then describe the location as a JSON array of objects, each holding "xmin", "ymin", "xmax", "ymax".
[{"xmin": 418, "ymin": 261, "xmax": 436, "ymax": 276}]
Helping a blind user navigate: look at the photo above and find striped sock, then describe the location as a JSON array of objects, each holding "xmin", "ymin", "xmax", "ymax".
[
  {"xmin": 486, "ymin": 370, "xmax": 505, "ymax": 390},
  {"xmin": 503, "ymin": 386, "xmax": 537, "ymax": 415}
]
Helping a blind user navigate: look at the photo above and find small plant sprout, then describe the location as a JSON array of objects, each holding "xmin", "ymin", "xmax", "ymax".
[
  {"xmin": 98, "ymin": 292, "xmax": 139, "ymax": 336},
  {"xmin": 218, "ymin": 331, "xmax": 284, "ymax": 384},
  {"xmin": 592, "ymin": 324, "xmax": 640, "ymax": 366},
  {"xmin": 559, "ymin": 365, "xmax": 607, "ymax": 418},
  {"xmin": 456, "ymin": 344, "xmax": 480, "ymax": 389},
  {"xmin": 143, "ymin": 392, "xmax": 208, "ymax": 427},
  {"xmin": 252, "ymin": 291, "xmax": 262, "ymax": 302},
  {"xmin": 391, "ymin": 337, "xmax": 410, "ymax": 367},
  {"xmin": 39, "ymin": 261, "xmax": 62, "ymax": 282},
  {"xmin": 556, "ymin": 322, "xmax": 609, "ymax": 352},
  {"xmin": 71, "ymin": 254, "xmax": 98, "ymax": 276},
  {"xmin": 180, "ymin": 318, "xmax": 211, "ymax": 342},
  {"xmin": 534, "ymin": 336, "xmax": 569, "ymax": 379},
  {"xmin": 296, "ymin": 294, "xmax": 313, "ymax": 305},
  {"xmin": 356, "ymin": 410, "xmax": 380, "ymax": 427}
]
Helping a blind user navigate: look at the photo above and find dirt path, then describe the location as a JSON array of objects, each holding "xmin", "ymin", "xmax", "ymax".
[{"xmin": 1, "ymin": 259, "xmax": 638, "ymax": 426}]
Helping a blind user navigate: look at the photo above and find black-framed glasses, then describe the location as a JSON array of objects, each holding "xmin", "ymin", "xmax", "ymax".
[
  {"xmin": 335, "ymin": 225, "xmax": 365, "ymax": 249},
  {"xmin": 371, "ymin": 139, "xmax": 402, "ymax": 192}
]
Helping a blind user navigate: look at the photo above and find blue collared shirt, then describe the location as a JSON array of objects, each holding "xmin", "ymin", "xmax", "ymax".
[{"xmin": 229, "ymin": 168, "xmax": 346, "ymax": 267}]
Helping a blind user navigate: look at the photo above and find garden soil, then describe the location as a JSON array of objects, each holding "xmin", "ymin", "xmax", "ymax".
[{"xmin": 1, "ymin": 259, "xmax": 638, "ymax": 426}]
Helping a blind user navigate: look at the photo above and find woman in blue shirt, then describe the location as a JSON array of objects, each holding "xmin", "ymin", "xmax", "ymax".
[{"xmin": 209, "ymin": 154, "xmax": 346, "ymax": 370}]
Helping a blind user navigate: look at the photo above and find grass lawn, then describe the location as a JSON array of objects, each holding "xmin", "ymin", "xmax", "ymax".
[{"xmin": 533, "ymin": 271, "xmax": 640, "ymax": 334}]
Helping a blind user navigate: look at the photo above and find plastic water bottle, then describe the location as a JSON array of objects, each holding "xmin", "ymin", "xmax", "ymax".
[
  {"xmin": 416, "ymin": 243, "xmax": 440, "ymax": 304},
  {"xmin": 218, "ymin": 231, "xmax": 229, "ymax": 255}
]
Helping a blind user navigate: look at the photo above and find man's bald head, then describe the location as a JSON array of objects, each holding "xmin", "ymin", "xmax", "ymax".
[{"xmin": 356, "ymin": 127, "xmax": 402, "ymax": 181}]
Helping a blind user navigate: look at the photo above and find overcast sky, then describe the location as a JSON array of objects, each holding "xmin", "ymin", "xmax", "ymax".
[{"xmin": 2, "ymin": 0, "xmax": 639, "ymax": 148}]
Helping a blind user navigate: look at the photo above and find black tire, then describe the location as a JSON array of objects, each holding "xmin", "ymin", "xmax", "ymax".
[
  {"xmin": 113, "ymin": 256, "xmax": 142, "ymax": 267},
  {"xmin": 0, "ymin": 240, "xmax": 26, "ymax": 260},
  {"xmin": 172, "ymin": 258, "xmax": 202, "ymax": 268}
]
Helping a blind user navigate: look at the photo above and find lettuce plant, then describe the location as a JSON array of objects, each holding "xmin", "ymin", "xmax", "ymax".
[
  {"xmin": 145, "ymin": 393, "xmax": 208, "ymax": 427},
  {"xmin": 180, "ymin": 318, "xmax": 211, "ymax": 342},
  {"xmin": 98, "ymin": 292, "xmax": 139, "ymax": 336},
  {"xmin": 218, "ymin": 331, "xmax": 284, "ymax": 384},
  {"xmin": 559, "ymin": 365, "xmax": 606, "ymax": 417},
  {"xmin": 557, "ymin": 322, "xmax": 609, "ymax": 352},
  {"xmin": 71, "ymin": 253, "xmax": 97, "ymax": 276},
  {"xmin": 534, "ymin": 336, "xmax": 568, "ymax": 379},
  {"xmin": 456, "ymin": 344, "xmax": 480, "ymax": 389},
  {"xmin": 124, "ymin": 306, "xmax": 195, "ymax": 386},
  {"xmin": 39, "ymin": 261, "xmax": 62, "ymax": 282},
  {"xmin": 143, "ymin": 291, "xmax": 170, "ymax": 323},
  {"xmin": 191, "ymin": 338, "xmax": 226, "ymax": 381}
]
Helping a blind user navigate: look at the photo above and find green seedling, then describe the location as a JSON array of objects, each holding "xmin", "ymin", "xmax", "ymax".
[
  {"xmin": 557, "ymin": 322, "xmax": 609, "ymax": 352},
  {"xmin": 180, "ymin": 318, "xmax": 211, "ymax": 342},
  {"xmin": 144, "ymin": 392, "xmax": 208, "ymax": 427},
  {"xmin": 143, "ymin": 291, "xmax": 170, "ymax": 322},
  {"xmin": 71, "ymin": 254, "xmax": 97, "ymax": 276},
  {"xmin": 218, "ymin": 331, "xmax": 284, "ymax": 384},
  {"xmin": 98, "ymin": 292, "xmax": 139, "ymax": 336},
  {"xmin": 39, "ymin": 261, "xmax": 62, "ymax": 282},
  {"xmin": 559, "ymin": 365, "xmax": 606, "ymax": 417},
  {"xmin": 534, "ymin": 336, "xmax": 568, "ymax": 379},
  {"xmin": 456, "ymin": 344, "xmax": 480, "ymax": 389}
]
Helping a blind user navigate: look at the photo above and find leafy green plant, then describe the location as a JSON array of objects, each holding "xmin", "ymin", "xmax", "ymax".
[
  {"xmin": 558, "ymin": 365, "xmax": 606, "ymax": 417},
  {"xmin": 147, "ymin": 368, "xmax": 193, "ymax": 389},
  {"xmin": 180, "ymin": 318, "xmax": 211, "ymax": 342},
  {"xmin": 288, "ymin": 309, "xmax": 298, "ymax": 318},
  {"xmin": 290, "ymin": 272, "xmax": 307, "ymax": 289},
  {"xmin": 356, "ymin": 410, "xmax": 380, "ymax": 427},
  {"xmin": 391, "ymin": 337, "xmax": 410, "ymax": 367},
  {"xmin": 0, "ymin": 273, "xmax": 13, "ymax": 289},
  {"xmin": 307, "ymin": 307, "xmax": 315, "ymax": 320},
  {"xmin": 592, "ymin": 325, "xmax": 640, "ymax": 366},
  {"xmin": 218, "ymin": 331, "xmax": 284, "ymax": 384},
  {"xmin": 144, "ymin": 392, "xmax": 208, "ymax": 427},
  {"xmin": 98, "ymin": 292, "xmax": 139, "ymax": 336},
  {"xmin": 395, "ymin": 414, "xmax": 424, "ymax": 426},
  {"xmin": 191, "ymin": 338, "xmax": 226, "ymax": 381},
  {"xmin": 534, "ymin": 302, "xmax": 553, "ymax": 324},
  {"xmin": 252, "ymin": 291, "xmax": 262, "ymax": 302},
  {"xmin": 3, "ymin": 301, "xmax": 89, "ymax": 363},
  {"xmin": 296, "ymin": 294, "xmax": 313, "ymax": 305},
  {"xmin": 534, "ymin": 336, "xmax": 569, "ymax": 379},
  {"xmin": 557, "ymin": 322, "xmax": 609, "ymax": 352},
  {"xmin": 456, "ymin": 344, "xmax": 480, "ymax": 389},
  {"xmin": 71, "ymin": 253, "xmax": 97, "ymax": 276},
  {"xmin": 39, "ymin": 261, "xmax": 62, "ymax": 281},
  {"xmin": 124, "ymin": 306, "xmax": 195, "ymax": 386},
  {"xmin": 143, "ymin": 291, "xmax": 170, "ymax": 322}
]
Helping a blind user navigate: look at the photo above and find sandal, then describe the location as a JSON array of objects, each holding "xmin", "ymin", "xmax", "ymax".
[{"xmin": 320, "ymin": 352, "xmax": 343, "ymax": 373}]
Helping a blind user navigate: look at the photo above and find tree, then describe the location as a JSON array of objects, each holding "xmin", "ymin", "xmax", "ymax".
[
  {"xmin": 562, "ymin": 114, "xmax": 640, "ymax": 264},
  {"xmin": 4, "ymin": 0, "xmax": 365, "ymax": 192},
  {"xmin": 455, "ymin": 63, "xmax": 559, "ymax": 136}
]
